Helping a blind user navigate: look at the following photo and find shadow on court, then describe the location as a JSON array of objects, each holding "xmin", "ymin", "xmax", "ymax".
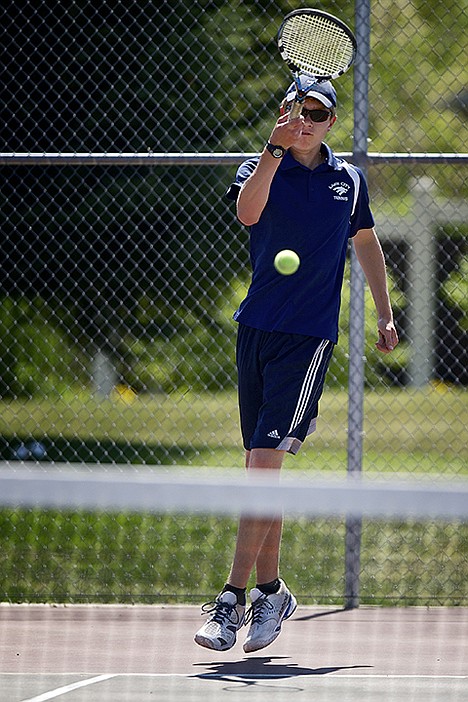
[
  {"xmin": 193, "ymin": 656, "xmax": 372, "ymax": 678},
  {"xmin": 0, "ymin": 604, "xmax": 467, "ymax": 701}
]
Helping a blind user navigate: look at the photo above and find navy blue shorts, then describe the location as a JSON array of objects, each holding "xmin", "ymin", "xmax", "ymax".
[{"xmin": 236, "ymin": 324, "xmax": 335, "ymax": 455}]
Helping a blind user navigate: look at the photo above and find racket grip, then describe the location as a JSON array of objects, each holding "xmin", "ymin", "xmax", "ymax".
[{"xmin": 288, "ymin": 100, "xmax": 303, "ymax": 121}]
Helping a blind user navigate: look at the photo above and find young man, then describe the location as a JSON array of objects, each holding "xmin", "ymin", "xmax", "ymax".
[{"xmin": 194, "ymin": 77, "xmax": 398, "ymax": 653}]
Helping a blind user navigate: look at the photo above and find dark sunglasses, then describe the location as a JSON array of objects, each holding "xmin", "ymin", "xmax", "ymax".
[
  {"xmin": 301, "ymin": 108, "xmax": 332, "ymax": 122},
  {"xmin": 287, "ymin": 106, "xmax": 332, "ymax": 122}
]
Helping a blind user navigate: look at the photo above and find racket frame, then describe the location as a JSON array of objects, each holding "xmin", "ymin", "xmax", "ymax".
[{"xmin": 277, "ymin": 8, "xmax": 357, "ymax": 120}]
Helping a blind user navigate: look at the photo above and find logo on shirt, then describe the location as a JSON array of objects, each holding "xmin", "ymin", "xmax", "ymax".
[{"xmin": 329, "ymin": 181, "xmax": 350, "ymax": 201}]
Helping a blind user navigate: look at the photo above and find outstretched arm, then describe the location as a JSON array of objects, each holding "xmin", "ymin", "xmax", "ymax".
[{"xmin": 353, "ymin": 227, "xmax": 399, "ymax": 354}]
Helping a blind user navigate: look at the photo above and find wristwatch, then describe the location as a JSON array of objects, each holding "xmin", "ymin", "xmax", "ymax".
[{"xmin": 266, "ymin": 142, "xmax": 286, "ymax": 159}]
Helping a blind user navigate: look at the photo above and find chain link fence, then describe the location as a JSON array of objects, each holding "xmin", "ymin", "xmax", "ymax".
[{"xmin": 1, "ymin": 0, "xmax": 467, "ymax": 606}]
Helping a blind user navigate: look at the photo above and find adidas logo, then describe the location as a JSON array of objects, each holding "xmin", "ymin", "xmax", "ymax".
[{"xmin": 267, "ymin": 429, "xmax": 281, "ymax": 439}]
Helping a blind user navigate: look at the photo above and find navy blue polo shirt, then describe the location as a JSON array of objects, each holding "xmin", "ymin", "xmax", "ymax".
[{"xmin": 228, "ymin": 144, "xmax": 374, "ymax": 343}]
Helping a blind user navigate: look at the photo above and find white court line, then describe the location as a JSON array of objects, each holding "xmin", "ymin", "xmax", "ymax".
[
  {"xmin": 21, "ymin": 674, "xmax": 116, "ymax": 702},
  {"xmin": 103, "ymin": 673, "xmax": 468, "ymax": 679},
  {"xmin": 8, "ymin": 672, "xmax": 467, "ymax": 680},
  {"xmin": 197, "ymin": 674, "xmax": 468, "ymax": 680},
  {"xmin": 17, "ymin": 673, "xmax": 465, "ymax": 680}
]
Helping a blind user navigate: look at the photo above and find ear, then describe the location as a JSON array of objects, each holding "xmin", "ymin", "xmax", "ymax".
[{"xmin": 328, "ymin": 115, "xmax": 337, "ymax": 131}]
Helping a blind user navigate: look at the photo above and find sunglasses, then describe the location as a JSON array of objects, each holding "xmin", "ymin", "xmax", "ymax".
[{"xmin": 287, "ymin": 106, "xmax": 332, "ymax": 122}]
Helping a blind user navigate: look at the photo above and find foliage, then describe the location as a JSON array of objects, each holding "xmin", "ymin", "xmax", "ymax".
[
  {"xmin": 370, "ymin": 0, "xmax": 467, "ymax": 156},
  {"xmin": 0, "ymin": 297, "xmax": 78, "ymax": 399}
]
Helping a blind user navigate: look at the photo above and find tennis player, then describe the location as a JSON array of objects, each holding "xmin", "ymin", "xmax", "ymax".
[{"xmin": 195, "ymin": 77, "xmax": 399, "ymax": 652}]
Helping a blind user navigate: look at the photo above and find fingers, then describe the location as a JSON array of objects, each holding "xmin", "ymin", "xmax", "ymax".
[
  {"xmin": 375, "ymin": 328, "xmax": 399, "ymax": 354},
  {"xmin": 269, "ymin": 115, "xmax": 304, "ymax": 149},
  {"xmin": 375, "ymin": 332, "xmax": 391, "ymax": 354}
]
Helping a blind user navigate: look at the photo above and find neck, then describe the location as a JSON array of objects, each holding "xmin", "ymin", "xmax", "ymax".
[{"xmin": 290, "ymin": 144, "xmax": 325, "ymax": 170}]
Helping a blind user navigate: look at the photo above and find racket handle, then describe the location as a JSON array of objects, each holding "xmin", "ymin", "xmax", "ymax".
[{"xmin": 288, "ymin": 99, "xmax": 303, "ymax": 121}]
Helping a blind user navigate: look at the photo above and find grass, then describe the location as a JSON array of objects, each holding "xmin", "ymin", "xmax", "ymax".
[
  {"xmin": 0, "ymin": 386, "xmax": 467, "ymax": 605},
  {"xmin": 1, "ymin": 385, "xmax": 466, "ymax": 473},
  {"xmin": 1, "ymin": 508, "xmax": 467, "ymax": 606}
]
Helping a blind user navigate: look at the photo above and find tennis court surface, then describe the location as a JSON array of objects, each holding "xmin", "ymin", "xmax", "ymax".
[{"xmin": 1, "ymin": 603, "xmax": 467, "ymax": 701}]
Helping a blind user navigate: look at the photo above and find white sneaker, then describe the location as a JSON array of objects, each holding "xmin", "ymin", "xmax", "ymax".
[
  {"xmin": 194, "ymin": 591, "xmax": 245, "ymax": 651},
  {"xmin": 243, "ymin": 580, "xmax": 297, "ymax": 653}
]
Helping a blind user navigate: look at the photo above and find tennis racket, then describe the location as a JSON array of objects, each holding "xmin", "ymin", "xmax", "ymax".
[{"xmin": 277, "ymin": 8, "xmax": 357, "ymax": 119}]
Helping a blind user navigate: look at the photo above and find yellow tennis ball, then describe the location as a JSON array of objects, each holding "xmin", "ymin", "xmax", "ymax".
[{"xmin": 274, "ymin": 249, "xmax": 300, "ymax": 275}]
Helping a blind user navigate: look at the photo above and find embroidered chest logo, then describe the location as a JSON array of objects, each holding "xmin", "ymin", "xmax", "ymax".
[{"xmin": 329, "ymin": 181, "xmax": 351, "ymax": 201}]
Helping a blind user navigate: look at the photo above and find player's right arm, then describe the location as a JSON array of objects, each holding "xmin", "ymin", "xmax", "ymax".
[{"xmin": 237, "ymin": 113, "xmax": 302, "ymax": 226}]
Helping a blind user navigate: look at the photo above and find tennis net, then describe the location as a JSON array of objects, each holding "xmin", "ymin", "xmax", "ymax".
[{"xmin": 0, "ymin": 463, "xmax": 467, "ymax": 701}]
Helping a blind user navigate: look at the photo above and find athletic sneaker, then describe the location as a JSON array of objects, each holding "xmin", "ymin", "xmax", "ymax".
[
  {"xmin": 243, "ymin": 579, "xmax": 297, "ymax": 653},
  {"xmin": 194, "ymin": 591, "xmax": 245, "ymax": 651}
]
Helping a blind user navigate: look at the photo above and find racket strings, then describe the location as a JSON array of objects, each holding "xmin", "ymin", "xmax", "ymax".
[{"xmin": 281, "ymin": 15, "xmax": 355, "ymax": 77}]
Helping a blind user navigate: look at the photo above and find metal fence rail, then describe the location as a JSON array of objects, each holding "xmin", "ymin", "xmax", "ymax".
[{"xmin": 1, "ymin": 153, "xmax": 467, "ymax": 166}]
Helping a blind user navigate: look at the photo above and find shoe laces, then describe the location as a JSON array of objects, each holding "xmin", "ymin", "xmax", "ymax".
[
  {"xmin": 201, "ymin": 599, "xmax": 241, "ymax": 626},
  {"xmin": 245, "ymin": 593, "xmax": 273, "ymax": 625}
]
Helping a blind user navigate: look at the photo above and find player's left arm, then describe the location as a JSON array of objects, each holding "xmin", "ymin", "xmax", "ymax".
[{"xmin": 353, "ymin": 227, "xmax": 399, "ymax": 354}]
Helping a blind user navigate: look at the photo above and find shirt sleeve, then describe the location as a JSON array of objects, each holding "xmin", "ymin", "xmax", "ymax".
[
  {"xmin": 349, "ymin": 168, "xmax": 375, "ymax": 237},
  {"xmin": 225, "ymin": 157, "xmax": 260, "ymax": 201}
]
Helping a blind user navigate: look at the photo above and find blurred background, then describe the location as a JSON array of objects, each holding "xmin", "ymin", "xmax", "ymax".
[{"xmin": 0, "ymin": 0, "xmax": 467, "ymax": 606}]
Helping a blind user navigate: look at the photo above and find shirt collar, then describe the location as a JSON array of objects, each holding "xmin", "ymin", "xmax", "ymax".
[{"xmin": 281, "ymin": 143, "xmax": 339, "ymax": 171}]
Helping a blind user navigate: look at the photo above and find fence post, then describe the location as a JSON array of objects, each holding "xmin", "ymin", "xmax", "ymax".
[
  {"xmin": 407, "ymin": 177, "xmax": 436, "ymax": 387},
  {"xmin": 344, "ymin": 0, "xmax": 371, "ymax": 610},
  {"xmin": 345, "ymin": 248, "xmax": 365, "ymax": 610}
]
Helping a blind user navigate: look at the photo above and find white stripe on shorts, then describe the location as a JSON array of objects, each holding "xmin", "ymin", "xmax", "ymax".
[{"xmin": 287, "ymin": 339, "xmax": 331, "ymax": 435}]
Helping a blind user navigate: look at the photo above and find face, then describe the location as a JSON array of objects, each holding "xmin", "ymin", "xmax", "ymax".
[{"xmin": 284, "ymin": 97, "xmax": 336, "ymax": 151}]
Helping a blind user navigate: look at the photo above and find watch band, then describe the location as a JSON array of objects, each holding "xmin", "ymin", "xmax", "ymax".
[{"xmin": 266, "ymin": 142, "xmax": 286, "ymax": 159}]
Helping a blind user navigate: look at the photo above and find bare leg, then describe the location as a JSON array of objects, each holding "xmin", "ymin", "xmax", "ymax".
[
  {"xmin": 255, "ymin": 514, "xmax": 283, "ymax": 585},
  {"xmin": 227, "ymin": 448, "xmax": 285, "ymax": 589}
]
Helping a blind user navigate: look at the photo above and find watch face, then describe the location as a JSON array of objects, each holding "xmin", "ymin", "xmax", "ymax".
[{"xmin": 267, "ymin": 143, "xmax": 284, "ymax": 158}]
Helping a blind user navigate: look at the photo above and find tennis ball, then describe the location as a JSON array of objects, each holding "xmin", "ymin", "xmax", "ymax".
[{"xmin": 274, "ymin": 249, "xmax": 300, "ymax": 275}]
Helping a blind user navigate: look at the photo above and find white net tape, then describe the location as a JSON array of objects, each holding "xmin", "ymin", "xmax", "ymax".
[{"xmin": 1, "ymin": 464, "xmax": 468, "ymax": 521}]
